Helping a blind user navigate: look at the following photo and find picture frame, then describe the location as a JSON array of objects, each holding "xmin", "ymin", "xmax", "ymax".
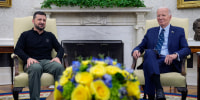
[
  {"xmin": 0, "ymin": 0, "xmax": 12, "ymax": 7},
  {"xmin": 177, "ymin": 0, "xmax": 200, "ymax": 9}
]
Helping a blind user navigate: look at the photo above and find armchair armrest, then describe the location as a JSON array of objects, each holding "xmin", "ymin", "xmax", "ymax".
[
  {"xmin": 131, "ymin": 57, "xmax": 137, "ymax": 70},
  {"xmin": 63, "ymin": 53, "xmax": 69, "ymax": 68},
  {"xmin": 132, "ymin": 54, "xmax": 188, "ymax": 76},
  {"xmin": 11, "ymin": 53, "xmax": 20, "ymax": 76},
  {"xmin": 131, "ymin": 53, "xmax": 144, "ymax": 70},
  {"xmin": 181, "ymin": 58, "xmax": 186, "ymax": 76},
  {"xmin": 197, "ymin": 52, "xmax": 200, "ymax": 69}
]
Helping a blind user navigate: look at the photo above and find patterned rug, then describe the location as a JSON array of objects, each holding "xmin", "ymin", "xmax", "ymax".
[
  {"xmin": 0, "ymin": 90, "xmax": 53, "ymax": 100},
  {"xmin": 140, "ymin": 92, "xmax": 197, "ymax": 100},
  {"xmin": 0, "ymin": 90, "xmax": 197, "ymax": 100}
]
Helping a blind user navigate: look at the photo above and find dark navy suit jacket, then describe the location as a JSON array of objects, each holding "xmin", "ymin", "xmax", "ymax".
[{"xmin": 132, "ymin": 25, "xmax": 191, "ymax": 73}]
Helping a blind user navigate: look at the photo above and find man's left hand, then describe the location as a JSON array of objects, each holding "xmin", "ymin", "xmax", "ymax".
[
  {"xmin": 50, "ymin": 57, "xmax": 61, "ymax": 64},
  {"xmin": 164, "ymin": 54, "xmax": 178, "ymax": 65}
]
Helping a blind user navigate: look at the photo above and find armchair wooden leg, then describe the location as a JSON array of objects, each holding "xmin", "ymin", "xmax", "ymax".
[
  {"xmin": 12, "ymin": 87, "xmax": 23, "ymax": 100},
  {"xmin": 141, "ymin": 85, "xmax": 147, "ymax": 99},
  {"xmin": 176, "ymin": 87, "xmax": 188, "ymax": 100}
]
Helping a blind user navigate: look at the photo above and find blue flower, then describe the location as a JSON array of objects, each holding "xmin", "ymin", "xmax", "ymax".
[
  {"xmin": 103, "ymin": 74, "xmax": 112, "ymax": 88},
  {"xmin": 104, "ymin": 57, "xmax": 113, "ymax": 65},
  {"xmin": 116, "ymin": 63, "xmax": 122, "ymax": 69},
  {"xmin": 91, "ymin": 57, "xmax": 98, "ymax": 62},
  {"xmin": 125, "ymin": 67, "xmax": 134, "ymax": 74},
  {"xmin": 72, "ymin": 61, "xmax": 80, "ymax": 73},
  {"xmin": 57, "ymin": 85, "xmax": 63, "ymax": 92},
  {"xmin": 119, "ymin": 87, "xmax": 127, "ymax": 99},
  {"xmin": 86, "ymin": 66, "xmax": 91, "ymax": 72},
  {"xmin": 70, "ymin": 75, "xmax": 76, "ymax": 83}
]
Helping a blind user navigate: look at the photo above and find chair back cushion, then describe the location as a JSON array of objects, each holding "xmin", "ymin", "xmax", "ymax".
[
  {"xmin": 145, "ymin": 17, "xmax": 189, "ymax": 39},
  {"xmin": 13, "ymin": 16, "xmax": 58, "ymax": 72}
]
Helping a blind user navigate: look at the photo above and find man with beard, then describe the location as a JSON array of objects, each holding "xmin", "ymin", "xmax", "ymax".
[{"xmin": 14, "ymin": 11, "xmax": 64, "ymax": 100}]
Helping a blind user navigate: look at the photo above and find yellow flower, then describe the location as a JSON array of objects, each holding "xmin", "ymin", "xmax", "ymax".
[
  {"xmin": 54, "ymin": 81, "xmax": 63, "ymax": 100},
  {"xmin": 126, "ymin": 81, "xmax": 140, "ymax": 99},
  {"xmin": 59, "ymin": 75, "xmax": 69, "ymax": 86},
  {"xmin": 106, "ymin": 66, "xmax": 122, "ymax": 75},
  {"xmin": 75, "ymin": 72, "xmax": 93, "ymax": 85},
  {"xmin": 90, "ymin": 80, "xmax": 110, "ymax": 100},
  {"xmin": 71, "ymin": 84, "xmax": 91, "ymax": 100},
  {"xmin": 112, "ymin": 61, "xmax": 117, "ymax": 65},
  {"xmin": 60, "ymin": 66, "xmax": 73, "ymax": 86},
  {"xmin": 95, "ymin": 61, "xmax": 106, "ymax": 66},
  {"xmin": 121, "ymin": 70, "xmax": 134, "ymax": 80},
  {"xmin": 82, "ymin": 60, "xmax": 91, "ymax": 66},
  {"xmin": 90, "ymin": 65, "xmax": 106, "ymax": 77},
  {"xmin": 63, "ymin": 66, "xmax": 73, "ymax": 78}
]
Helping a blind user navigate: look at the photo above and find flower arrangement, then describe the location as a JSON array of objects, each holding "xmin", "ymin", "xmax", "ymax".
[{"xmin": 54, "ymin": 57, "xmax": 140, "ymax": 100}]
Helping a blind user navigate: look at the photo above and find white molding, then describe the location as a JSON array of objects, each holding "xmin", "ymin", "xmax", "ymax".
[
  {"xmin": 0, "ymin": 38, "xmax": 14, "ymax": 46},
  {"xmin": 188, "ymin": 40, "xmax": 200, "ymax": 46}
]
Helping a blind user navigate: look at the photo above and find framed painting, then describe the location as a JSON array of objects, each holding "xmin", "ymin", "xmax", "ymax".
[
  {"xmin": 0, "ymin": 0, "xmax": 12, "ymax": 7},
  {"xmin": 177, "ymin": 0, "xmax": 200, "ymax": 9}
]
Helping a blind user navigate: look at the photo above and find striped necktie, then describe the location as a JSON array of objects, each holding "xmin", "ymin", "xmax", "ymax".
[{"xmin": 154, "ymin": 29, "xmax": 165, "ymax": 54}]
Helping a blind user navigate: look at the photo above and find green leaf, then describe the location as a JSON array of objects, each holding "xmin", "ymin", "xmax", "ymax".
[
  {"xmin": 40, "ymin": 0, "xmax": 146, "ymax": 9},
  {"xmin": 62, "ymin": 81, "xmax": 75, "ymax": 100}
]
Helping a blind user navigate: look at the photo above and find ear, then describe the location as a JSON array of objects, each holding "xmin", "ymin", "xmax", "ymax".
[
  {"xmin": 169, "ymin": 15, "xmax": 172, "ymax": 20},
  {"xmin": 32, "ymin": 19, "xmax": 34, "ymax": 24}
]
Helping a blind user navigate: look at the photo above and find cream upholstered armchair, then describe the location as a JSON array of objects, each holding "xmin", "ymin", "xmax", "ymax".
[
  {"xmin": 12, "ymin": 16, "xmax": 68, "ymax": 99},
  {"xmin": 132, "ymin": 17, "xmax": 189, "ymax": 100}
]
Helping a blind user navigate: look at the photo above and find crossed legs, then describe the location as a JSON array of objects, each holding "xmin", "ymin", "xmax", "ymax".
[{"xmin": 143, "ymin": 49, "xmax": 166, "ymax": 100}]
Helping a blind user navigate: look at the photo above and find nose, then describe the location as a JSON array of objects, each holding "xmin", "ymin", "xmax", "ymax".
[
  {"xmin": 41, "ymin": 20, "xmax": 45, "ymax": 23},
  {"xmin": 158, "ymin": 16, "xmax": 163, "ymax": 19}
]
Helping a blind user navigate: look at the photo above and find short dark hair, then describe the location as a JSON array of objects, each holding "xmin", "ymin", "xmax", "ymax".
[{"xmin": 33, "ymin": 11, "xmax": 46, "ymax": 19}]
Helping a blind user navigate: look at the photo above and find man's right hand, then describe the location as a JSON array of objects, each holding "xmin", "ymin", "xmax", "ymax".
[
  {"xmin": 132, "ymin": 50, "xmax": 141, "ymax": 60},
  {"xmin": 27, "ymin": 58, "xmax": 39, "ymax": 68}
]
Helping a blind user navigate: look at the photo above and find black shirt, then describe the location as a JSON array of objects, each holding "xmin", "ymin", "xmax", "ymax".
[{"xmin": 14, "ymin": 29, "xmax": 64, "ymax": 63}]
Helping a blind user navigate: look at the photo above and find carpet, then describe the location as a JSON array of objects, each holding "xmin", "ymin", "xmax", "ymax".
[
  {"xmin": 0, "ymin": 90, "xmax": 53, "ymax": 100},
  {"xmin": 140, "ymin": 92, "xmax": 197, "ymax": 100},
  {"xmin": 0, "ymin": 90, "xmax": 197, "ymax": 100}
]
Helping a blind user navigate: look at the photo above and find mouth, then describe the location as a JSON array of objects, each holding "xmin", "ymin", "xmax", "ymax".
[{"xmin": 39, "ymin": 24, "xmax": 44, "ymax": 27}]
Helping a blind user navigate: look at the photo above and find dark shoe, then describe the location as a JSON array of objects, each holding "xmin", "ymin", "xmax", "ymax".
[
  {"xmin": 156, "ymin": 89, "xmax": 166, "ymax": 100},
  {"xmin": 148, "ymin": 95, "xmax": 155, "ymax": 100}
]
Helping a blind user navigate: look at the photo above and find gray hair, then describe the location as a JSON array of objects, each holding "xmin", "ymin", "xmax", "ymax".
[{"xmin": 157, "ymin": 7, "xmax": 172, "ymax": 16}]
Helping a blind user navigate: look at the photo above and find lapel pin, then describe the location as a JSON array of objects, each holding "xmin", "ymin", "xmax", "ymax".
[{"xmin": 171, "ymin": 31, "xmax": 174, "ymax": 33}]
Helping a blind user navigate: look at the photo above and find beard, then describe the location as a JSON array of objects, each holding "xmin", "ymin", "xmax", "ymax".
[{"xmin": 34, "ymin": 24, "xmax": 45, "ymax": 31}]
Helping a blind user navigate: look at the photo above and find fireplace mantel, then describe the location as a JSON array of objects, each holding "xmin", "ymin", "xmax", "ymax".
[
  {"xmin": 34, "ymin": 7, "xmax": 152, "ymax": 67},
  {"xmin": 35, "ymin": 7, "xmax": 152, "ymax": 44}
]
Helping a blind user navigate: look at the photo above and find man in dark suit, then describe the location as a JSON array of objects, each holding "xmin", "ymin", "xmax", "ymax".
[{"xmin": 132, "ymin": 7, "xmax": 191, "ymax": 100}]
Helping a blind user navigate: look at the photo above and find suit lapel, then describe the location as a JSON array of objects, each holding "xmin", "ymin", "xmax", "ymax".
[
  {"xmin": 168, "ymin": 25, "xmax": 175, "ymax": 51},
  {"xmin": 153, "ymin": 27, "xmax": 160, "ymax": 48}
]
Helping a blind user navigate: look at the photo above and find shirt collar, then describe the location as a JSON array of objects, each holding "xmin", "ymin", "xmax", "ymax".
[
  {"xmin": 159, "ymin": 24, "xmax": 170, "ymax": 32},
  {"xmin": 32, "ymin": 28, "xmax": 46, "ymax": 35}
]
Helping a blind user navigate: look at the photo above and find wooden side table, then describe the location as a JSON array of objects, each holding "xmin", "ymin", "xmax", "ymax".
[
  {"xmin": 0, "ymin": 46, "xmax": 14, "ymax": 85},
  {"xmin": 197, "ymin": 52, "xmax": 200, "ymax": 100},
  {"xmin": 0, "ymin": 46, "xmax": 14, "ymax": 53},
  {"xmin": 190, "ymin": 46, "xmax": 200, "ymax": 100}
]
